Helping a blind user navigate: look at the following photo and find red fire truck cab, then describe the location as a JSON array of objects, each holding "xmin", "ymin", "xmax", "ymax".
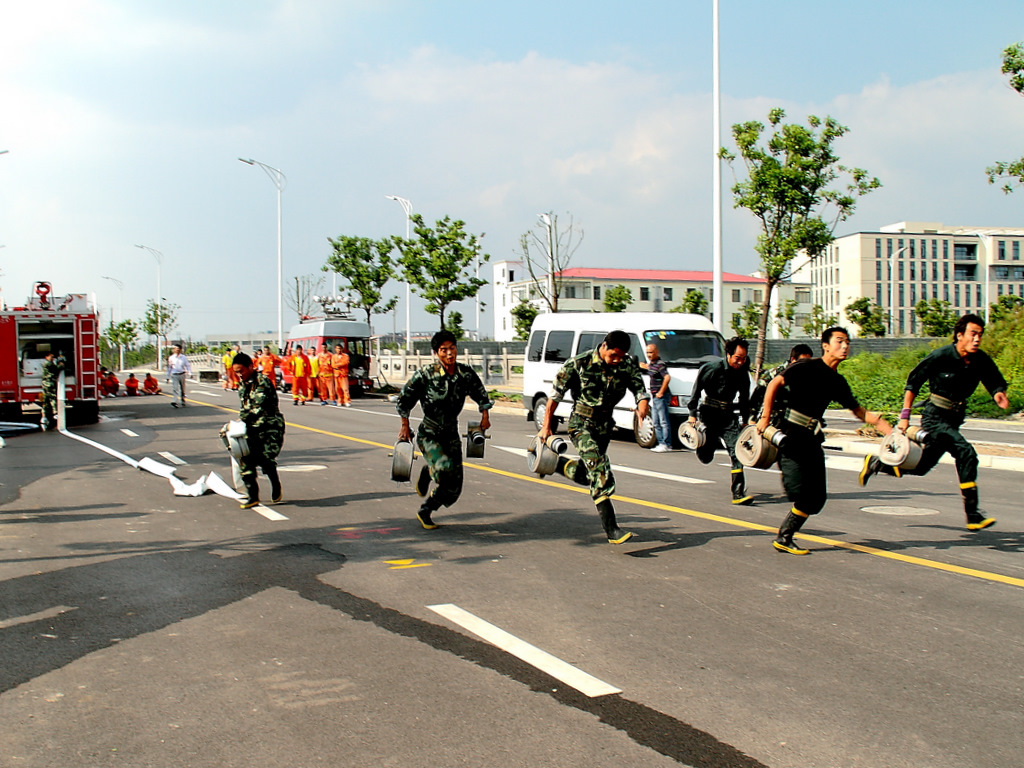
[{"xmin": 0, "ymin": 281, "xmax": 101, "ymax": 425}]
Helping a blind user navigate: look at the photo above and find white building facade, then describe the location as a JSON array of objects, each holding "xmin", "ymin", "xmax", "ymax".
[
  {"xmin": 791, "ymin": 222, "xmax": 1024, "ymax": 337},
  {"xmin": 492, "ymin": 262, "xmax": 813, "ymax": 342}
]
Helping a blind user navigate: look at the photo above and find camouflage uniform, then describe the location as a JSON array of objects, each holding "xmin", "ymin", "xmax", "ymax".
[
  {"xmin": 237, "ymin": 370, "xmax": 286, "ymax": 502},
  {"xmin": 39, "ymin": 355, "xmax": 64, "ymax": 429},
  {"xmin": 550, "ymin": 349, "xmax": 649, "ymax": 540},
  {"xmin": 397, "ymin": 362, "xmax": 493, "ymax": 510}
]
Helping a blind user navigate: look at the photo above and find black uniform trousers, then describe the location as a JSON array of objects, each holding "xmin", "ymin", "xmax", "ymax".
[
  {"xmin": 899, "ymin": 403, "xmax": 978, "ymax": 485},
  {"xmin": 778, "ymin": 425, "xmax": 828, "ymax": 516}
]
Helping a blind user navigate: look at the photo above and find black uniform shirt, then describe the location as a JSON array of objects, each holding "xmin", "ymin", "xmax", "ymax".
[
  {"xmin": 905, "ymin": 343, "xmax": 1007, "ymax": 402},
  {"xmin": 780, "ymin": 358, "xmax": 859, "ymax": 420},
  {"xmin": 687, "ymin": 357, "xmax": 750, "ymax": 421}
]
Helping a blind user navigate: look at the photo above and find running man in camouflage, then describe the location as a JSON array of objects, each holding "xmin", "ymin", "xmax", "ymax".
[
  {"xmin": 397, "ymin": 330, "xmax": 493, "ymax": 530},
  {"xmin": 538, "ymin": 330, "xmax": 650, "ymax": 544},
  {"xmin": 231, "ymin": 352, "xmax": 286, "ymax": 509}
]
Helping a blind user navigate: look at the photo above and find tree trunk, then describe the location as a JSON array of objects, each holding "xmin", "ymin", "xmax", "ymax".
[{"xmin": 754, "ymin": 279, "xmax": 778, "ymax": 380}]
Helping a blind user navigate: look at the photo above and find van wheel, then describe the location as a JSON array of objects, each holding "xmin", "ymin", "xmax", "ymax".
[
  {"xmin": 532, "ymin": 396, "xmax": 548, "ymax": 428},
  {"xmin": 634, "ymin": 412, "xmax": 657, "ymax": 449}
]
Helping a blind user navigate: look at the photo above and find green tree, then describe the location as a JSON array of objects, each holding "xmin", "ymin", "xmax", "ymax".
[
  {"xmin": 775, "ymin": 298, "xmax": 798, "ymax": 339},
  {"xmin": 141, "ymin": 299, "xmax": 179, "ymax": 352},
  {"xmin": 325, "ymin": 235, "xmax": 398, "ymax": 333},
  {"xmin": 603, "ymin": 285, "xmax": 633, "ymax": 313},
  {"xmin": 510, "ymin": 299, "xmax": 539, "ymax": 340},
  {"xmin": 445, "ymin": 310, "xmax": 466, "ymax": 341},
  {"xmin": 988, "ymin": 294, "xmax": 1024, "ymax": 322},
  {"xmin": 393, "ymin": 214, "xmax": 488, "ymax": 330},
  {"xmin": 731, "ymin": 301, "xmax": 761, "ymax": 337},
  {"xmin": 844, "ymin": 297, "xmax": 887, "ymax": 337},
  {"xmin": 104, "ymin": 318, "xmax": 139, "ymax": 350},
  {"xmin": 914, "ymin": 298, "xmax": 958, "ymax": 336},
  {"xmin": 720, "ymin": 108, "xmax": 881, "ymax": 375},
  {"xmin": 671, "ymin": 288, "xmax": 708, "ymax": 316},
  {"xmin": 514, "ymin": 211, "xmax": 584, "ymax": 312},
  {"xmin": 986, "ymin": 42, "xmax": 1024, "ymax": 193},
  {"xmin": 802, "ymin": 304, "xmax": 836, "ymax": 338}
]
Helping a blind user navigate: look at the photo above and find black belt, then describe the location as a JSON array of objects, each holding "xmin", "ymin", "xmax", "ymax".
[
  {"xmin": 929, "ymin": 393, "xmax": 965, "ymax": 411},
  {"xmin": 572, "ymin": 403, "xmax": 613, "ymax": 420},
  {"xmin": 701, "ymin": 397, "xmax": 733, "ymax": 410}
]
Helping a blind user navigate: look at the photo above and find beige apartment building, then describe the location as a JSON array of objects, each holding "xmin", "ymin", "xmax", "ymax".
[
  {"xmin": 791, "ymin": 222, "xmax": 1024, "ymax": 337},
  {"xmin": 491, "ymin": 262, "xmax": 812, "ymax": 342}
]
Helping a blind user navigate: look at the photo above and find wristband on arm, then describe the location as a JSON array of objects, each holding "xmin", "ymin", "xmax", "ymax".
[{"xmin": 899, "ymin": 408, "xmax": 911, "ymax": 420}]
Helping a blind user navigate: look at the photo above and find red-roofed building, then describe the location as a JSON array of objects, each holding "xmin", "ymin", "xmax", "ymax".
[{"xmin": 492, "ymin": 261, "xmax": 812, "ymax": 342}]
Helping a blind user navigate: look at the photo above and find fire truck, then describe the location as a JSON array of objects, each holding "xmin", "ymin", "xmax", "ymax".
[{"xmin": 0, "ymin": 281, "xmax": 101, "ymax": 425}]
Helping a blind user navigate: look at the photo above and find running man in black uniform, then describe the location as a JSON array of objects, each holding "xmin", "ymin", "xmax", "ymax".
[{"xmin": 757, "ymin": 327, "xmax": 892, "ymax": 555}]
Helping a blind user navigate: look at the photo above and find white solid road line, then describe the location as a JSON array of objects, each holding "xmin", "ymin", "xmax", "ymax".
[
  {"xmin": 493, "ymin": 445, "xmax": 714, "ymax": 484},
  {"xmin": 426, "ymin": 603, "xmax": 622, "ymax": 698},
  {"xmin": 254, "ymin": 504, "xmax": 288, "ymax": 521}
]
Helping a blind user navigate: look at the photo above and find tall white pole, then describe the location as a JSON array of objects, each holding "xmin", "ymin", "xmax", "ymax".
[
  {"xmin": 386, "ymin": 195, "xmax": 413, "ymax": 351},
  {"xmin": 712, "ymin": 0, "xmax": 723, "ymax": 334},
  {"xmin": 135, "ymin": 245, "xmax": 163, "ymax": 370},
  {"xmin": 888, "ymin": 246, "xmax": 908, "ymax": 336},
  {"xmin": 102, "ymin": 275, "xmax": 125, "ymax": 371},
  {"xmin": 538, "ymin": 213, "xmax": 554, "ymax": 310},
  {"xmin": 240, "ymin": 158, "xmax": 286, "ymax": 351}
]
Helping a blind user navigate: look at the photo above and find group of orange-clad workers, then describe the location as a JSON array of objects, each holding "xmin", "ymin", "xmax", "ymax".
[
  {"xmin": 99, "ymin": 367, "xmax": 162, "ymax": 397},
  {"xmin": 223, "ymin": 343, "xmax": 352, "ymax": 407}
]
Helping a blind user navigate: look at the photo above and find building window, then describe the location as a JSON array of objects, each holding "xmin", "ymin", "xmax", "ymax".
[
  {"xmin": 911, "ymin": 285, "xmax": 917, "ymax": 304},
  {"xmin": 663, "ymin": 287, "xmax": 673, "ymax": 302},
  {"xmin": 876, "ymin": 261, "xmax": 882, "ymax": 281},
  {"xmin": 731, "ymin": 289, "xmax": 741, "ymax": 303},
  {"xmin": 640, "ymin": 287, "xmax": 650, "ymax": 302},
  {"xmin": 564, "ymin": 285, "xmax": 577, "ymax": 299},
  {"xmin": 943, "ymin": 263, "xmax": 949, "ymax": 280},
  {"xmin": 898, "ymin": 262, "xmax": 905, "ymax": 281},
  {"xmin": 795, "ymin": 289, "xmax": 811, "ymax": 303},
  {"xmin": 887, "ymin": 238, "xmax": 893, "ymax": 257},
  {"xmin": 932, "ymin": 263, "xmax": 939, "ymax": 281},
  {"xmin": 910, "ymin": 239, "xmax": 916, "ymax": 258},
  {"xmin": 977, "ymin": 285, "xmax": 983, "ymax": 305},
  {"xmin": 875, "ymin": 239, "xmax": 881, "ymax": 259},
  {"xmin": 508, "ymin": 270, "xmax": 514, "ymax": 282},
  {"xmin": 910, "ymin": 262, "xmax": 916, "ymax": 280},
  {"xmin": 999, "ymin": 241, "xmax": 1007, "ymax": 260},
  {"xmin": 1015, "ymin": 267, "xmax": 1024, "ymax": 280},
  {"xmin": 898, "ymin": 285, "xmax": 905, "ymax": 307},
  {"xmin": 593, "ymin": 286, "xmax": 601, "ymax": 300},
  {"xmin": 965, "ymin": 288, "xmax": 971, "ymax": 307},
  {"xmin": 899, "ymin": 311, "xmax": 905, "ymax": 334},
  {"xmin": 995, "ymin": 266, "xmax": 1010, "ymax": 280},
  {"xmin": 876, "ymin": 284, "xmax": 883, "ymax": 305},
  {"xmin": 944, "ymin": 284, "xmax": 950, "ymax": 302},
  {"xmin": 1015, "ymin": 242, "xmax": 1021, "ymax": 261},
  {"xmin": 954, "ymin": 284, "xmax": 960, "ymax": 305},
  {"xmin": 753, "ymin": 289, "xmax": 763, "ymax": 303},
  {"xmin": 998, "ymin": 284, "xmax": 1004, "ymax": 297}
]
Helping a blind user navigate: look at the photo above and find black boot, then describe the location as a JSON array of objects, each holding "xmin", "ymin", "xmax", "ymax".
[
  {"xmin": 962, "ymin": 483, "xmax": 995, "ymax": 530},
  {"xmin": 859, "ymin": 455, "xmax": 900, "ymax": 487},
  {"xmin": 415, "ymin": 465, "xmax": 431, "ymax": 498},
  {"xmin": 731, "ymin": 469, "xmax": 753, "ymax": 505},
  {"xmin": 597, "ymin": 498, "xmax": 632, "ymax": 544},
  {"xmin": 772, "ymin": 510, "xmax": 810, "ymax": 555},
  {"xmin": 417, "ymin": 494, "xmax": 441, "ymax": 530},
  {"xmin": 265, "ymin": 464, "xmax": 283, "ymax": 504},
  {"xmin": 241, "ymin": 476, "xmax": 261, "ymax": 509}
]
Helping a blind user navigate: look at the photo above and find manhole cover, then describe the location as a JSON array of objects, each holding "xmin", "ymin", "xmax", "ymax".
[{"xmin": 861, "ymin": 505, "xmax": 940, "ymax": 516}]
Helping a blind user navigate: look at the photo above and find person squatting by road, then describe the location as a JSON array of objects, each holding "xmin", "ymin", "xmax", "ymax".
[
  {"xmin": 539, "ymin": 330, "xmax": 651, "ymax": 544},
  {"xmin": 757, "ymin": 326, "xmax": 892, "ymax": 555},
  {"xmin": 166, "ymin": 345, "xmax": 193, "ymax": 408},
  {"xmin": 231, "ymin": 352, "xmax": 286, "ymax": 509},
  {"xmin": 39, "ymin": 351, "xmax": 64, "ymax": 430},
  {"xmin": 687, "ymin": 336, "xmax": 754, "ymax": 505},
  {"xmin": 859, "ymin": 312, "xmax": 1010, "ymax": 530},
  {"xmin": 396, "ymin": 330, "xmax": 493, "ymax": 530},
  {"xmin": 642, "ymin": 343, "xmax": 673, "ymax": 453}
]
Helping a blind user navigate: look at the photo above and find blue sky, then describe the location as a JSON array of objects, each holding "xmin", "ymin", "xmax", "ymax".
[{"xmin": 1, "ymin": 0, "xmax": 1022, "ymax": 341}]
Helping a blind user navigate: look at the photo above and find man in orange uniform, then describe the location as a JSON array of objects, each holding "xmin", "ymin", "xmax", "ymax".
[
  {"xmin": 142, "ymin": 373, "xmax": 162, "ymax": 394},
  {"xmin": 332, "ymin": 343, "xmax": 351, "ymax": 407},
  {"xmin": 222, "ymin": 344, "xmax": 241, "ymax": 390},
  {"xmin": 316, "ymin": 344, "xmax": 336, "ymax": 406},
  {"xmin": 257, "ymin": 347, "xmax": 282, "ymax": 388},
  {"xmin": 291, "ymin": 345, "xmax": 312, "ymax": 405},
  {"xmin": 124, "ymin": 372, "xmax": 140, "ymax": 396}
]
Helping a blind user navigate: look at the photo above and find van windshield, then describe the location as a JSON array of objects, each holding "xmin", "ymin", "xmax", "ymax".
[{"xmin": 643, "ymin": 330, "xmax": 724, "ymax": 367}]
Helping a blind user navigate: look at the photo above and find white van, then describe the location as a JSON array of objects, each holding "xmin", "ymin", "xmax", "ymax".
[{"xmin": 522, "ymin": 312, "xmax": 727, "ymax": 447}]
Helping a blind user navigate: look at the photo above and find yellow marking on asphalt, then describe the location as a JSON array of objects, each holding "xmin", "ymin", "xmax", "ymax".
[
  {"xmin": 192, "ymin": 399, "xmax": 1024, "ymax": 590},
  {"xmin": 384, "ymin": 559, "xmax": 431, "ymax": 570}
]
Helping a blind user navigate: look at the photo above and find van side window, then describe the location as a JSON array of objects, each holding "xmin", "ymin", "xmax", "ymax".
[
  {"xmin": 544, "ymin": 331, "xmax": 575, "ymax": 363},
  {"xmin": 577, "ymin": 332, "xmax": 603, "ymax": 354},
  {"xmin": 526, "ymin": 331, "xmax": 545, "ymax": 363}
]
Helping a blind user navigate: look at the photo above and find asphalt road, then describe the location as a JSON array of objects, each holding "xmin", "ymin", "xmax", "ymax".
[{"xmin": 2, "ymin": 381, "xmax": 1023, "ymax": 768}]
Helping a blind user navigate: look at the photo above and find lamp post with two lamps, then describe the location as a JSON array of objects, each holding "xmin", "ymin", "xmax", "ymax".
[
  {"xmin": 240, "ymin": 158, "xmax": 286, "ymax": 352},
  {"xmin": 385, "ymin": 195, "xmax": 413, "ymax": 352},
  {"xmin": 134, "ymin": 244, "xmax": 163, "ymax": 370},
  {"xmin": 101, "ymin": 275, "xmax": 125, "ymax": 372}
]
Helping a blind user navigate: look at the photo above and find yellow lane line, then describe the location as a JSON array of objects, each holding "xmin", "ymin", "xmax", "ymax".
[{"xmin": 193, "ymin": 399, "xmax": 1024, "ymax": 590}]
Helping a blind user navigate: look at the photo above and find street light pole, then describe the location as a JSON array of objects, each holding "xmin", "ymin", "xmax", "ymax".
[
  {"xmin": 240, "ymin": 158, "xmax": 286, "ymax": 352},
  {"xmin": 889, "ymin": 246, "xmax": 908, "ymax": 336},
  {"xmin": 385, "ymin": 195, "xmax": 413, "ymax": 352},
  {"xmin": 538, "ymin": 213, "xmax": 555, "ymax": 310},
  {"xmin": 101, "ymin": 275, "xmax": 125, "ymax": 371},
  {"xmin": 135, "ymin": 244, "xmax": 163, "ymax": 370},
  {"xmin": 711, "ymin": 0, "xmax": 724, "ymax": 333}
]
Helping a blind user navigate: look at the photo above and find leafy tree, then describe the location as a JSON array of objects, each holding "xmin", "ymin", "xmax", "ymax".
[
  {"xmin": 325, "ymin": 235, "xmax": 399, "ymax": 334},
  {"xmin": 720, "ymin": 108, "xmax": 880, "ymax": 375},
  {"xmin": 914, "ymin": 298, "xmax": 958, "ymax": 336},
  {"xmin": 603, "ymin": 285, "xmax": 633, "ymax": 313},
  {"xmin": 141, "ymin": 299, "xmax": 179, "ymax": 353},
  {"xmin": 803, "ymin": 304, "xmax": 837, "ymax": 338},
  {"xmin": 285, "ymin": 273, "xmax": 325, "ymax": 321},
  {"xmin": 731, "ymin": 301, "xmax": 761, "ymax": 337},
  {"xmin": 988, "ymin": 293, "xmax": 1024, "ymax": 322},
  {"xmin": 844, "ymin": 297, "xmax": 887, "ymax": 337},
  {"xmin": 393, "ymin": 214, "xmax": 488, "ymax": 330},
  {"xmin": 986, "ymin": 42, "xmax": 1024, "ymax": 193},
  {"xmin": 514, "ymin": 211, "xmax": 584, "ymax": 312},
  {"xmin": 445, "ymin": 310, "xmax": 466, "ymax": 341},
  {"xmin": 510, "ymin": 299, "xmax": 539, "ymax": 340},
  {"xmin": 775, "ymin": 298, "xmax": 798, "ymax": 339},
  {"xmin": 104, "ymin": 318, "xmax": 139, "ymax": 350},
  {"xmin": 671, "ymin": 288, "xmax": 708, "ymax": 316}
]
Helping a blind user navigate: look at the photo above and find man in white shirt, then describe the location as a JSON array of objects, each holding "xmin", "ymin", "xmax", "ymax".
[{"xmin": 166, "ymin": 345, "xmax": 193, "ymax": 408}]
